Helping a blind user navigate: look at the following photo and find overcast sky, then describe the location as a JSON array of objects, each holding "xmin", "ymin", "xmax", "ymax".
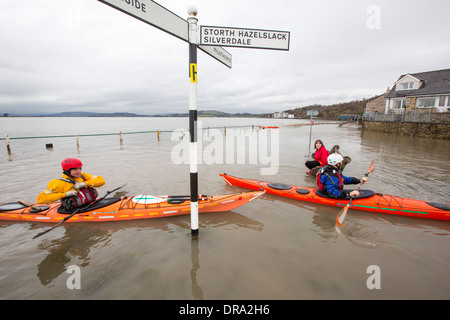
[{"xmin": 0, "ymin": 0, "xmax": 449, "ymax": 115}]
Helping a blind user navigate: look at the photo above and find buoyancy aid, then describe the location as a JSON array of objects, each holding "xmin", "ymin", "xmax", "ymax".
[
  {"xmin": 315, "ymin": 146, "xmax": 329, "ymax": 166},
  {"xmin": 60, "ymin": 174, "xmax": 99, "ymax": 210},
  {"xmin": 316, "ymin": 165, "xmax": 344, "ymax": 192}
]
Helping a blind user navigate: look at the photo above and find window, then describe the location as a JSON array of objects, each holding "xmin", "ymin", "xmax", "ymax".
[
  {"xmin": 392, "ymin": 99, "xmax": 406, "ymax": 109},
  {"xmin": 439, "ymin": 96, "xmax": 445, "ymax": 106},
  {"xmin": 397, "ymin": 82, "xmax": 414, "ymax": 90},
  {"xmin": 447, "ymin": 96, "xmax": 450, "ymax": 107},
  {"xmin": 416, "ymin": 97, "xmax": 436, "ymax": 108}
]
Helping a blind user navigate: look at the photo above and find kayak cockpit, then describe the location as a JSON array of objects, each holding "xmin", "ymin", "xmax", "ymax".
[
  {"xmin": 56, "ymin": 197, "xmax": 122, "ymax": 214},
  {"xmin": 315, "ymin": 189, "xmax": 375, "ymax": 200},
  {"xmin": 426, "ymin": 202, "xmax": 450, "ymax": 211},
  {"xmin": 265, "ymin": 181, "xmax": 375, "ymax": 200},
  {"xmin": 0, "ymin": 202, "xmax": 50, "ymax": 213}
]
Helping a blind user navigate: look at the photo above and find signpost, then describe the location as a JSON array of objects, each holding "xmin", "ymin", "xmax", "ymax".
[
  {"xmin": 187, "ymin": 8, "xmax": 200, "ymax": 237},
  {"xmin": 307, "ymin": 110, "xmax": 319, "ymax": 155},
  {"xmin": 97, "ymin": 0, "xmax": 290, "ymax": 237}
]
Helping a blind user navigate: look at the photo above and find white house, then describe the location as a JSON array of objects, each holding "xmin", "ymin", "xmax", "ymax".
[{"xmin": 384, "ymin": 68, "xmax": 450, "ymax": 113}]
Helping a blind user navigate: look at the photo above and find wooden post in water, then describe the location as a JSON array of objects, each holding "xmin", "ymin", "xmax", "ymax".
[
  {"xmin": 5, "ymin": 134, "xmax": 11, "ymax": 156},
  {"xmin": 76, "ymin": 133, "xmax": 80, "ymax": 151},
  {"xmin": 119, "ymin": 131, "xmax": 124, "ymax": 146}
]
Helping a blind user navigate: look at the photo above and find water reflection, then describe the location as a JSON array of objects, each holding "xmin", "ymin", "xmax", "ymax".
[
  {"xmin": 352, "ymin": 210, "xmax": 450, "ymax": 235},
  {"xmin": 190, "ymin": 238, "xmax": 203, "ymax": 300},
  {"xmin": 31, "ymin": 210, "xmax": 263, "ymax": 288},
  {"xmin": 36, "ymin": 225, "xmax": 111, "ymax": 285},
  {"xmin": 268, "ymin": 194, "xmax": 450, "ymax": 247}
]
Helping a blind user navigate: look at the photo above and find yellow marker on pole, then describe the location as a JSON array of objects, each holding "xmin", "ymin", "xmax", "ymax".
[{"xmin": 190, "ymin": 63, "xmax": 197, "ymax": 83}]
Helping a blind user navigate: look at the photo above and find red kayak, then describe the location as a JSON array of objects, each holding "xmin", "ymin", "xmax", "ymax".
[{"xmin": 220, "ymin": 173, "xmax": 450, "ymax": 222}]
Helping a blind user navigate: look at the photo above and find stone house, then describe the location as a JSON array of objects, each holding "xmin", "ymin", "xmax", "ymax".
[
  {"xmin": 365, "ymin": 92, "xmax": 387, "ymax": 113},
  {"xmin": 384, "ymin": 68, "xmax": 450, "ymax": 113}
]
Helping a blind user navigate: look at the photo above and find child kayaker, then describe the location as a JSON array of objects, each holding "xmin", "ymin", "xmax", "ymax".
[
  {"xmin": 305, "ymin": 139, "xmax": 329, "ymax": 173},
  {"xmin": 317, "ymin": 153, "xmax": 367, "ymax": 198},
  {"xmin": 37, "ymin": 158, "xmax": 105, "ymax": 209}
]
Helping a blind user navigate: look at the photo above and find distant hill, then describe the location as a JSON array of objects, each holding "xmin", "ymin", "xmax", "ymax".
[
  {"xmin": 283, "ymin": 97, "xmax": 376, "ymax": 119},
  {"xmin": 155, "ymin": 110, "xmax": 263, "ymax": 118},
  {"xmin": 22, "ymin": 110, "xmax": 265, "ymax": 118},
  {"xmin": 1, "ymin": 96, "xmax": 379, "ymax": 119},
  {"xmin": 45, "ymin": 111, "xmax": 149, "ymax": 117}
]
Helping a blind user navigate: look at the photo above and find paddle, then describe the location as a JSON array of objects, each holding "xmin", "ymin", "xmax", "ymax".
[
  {"xmin": 131, "ymin": 194, "xmax": 208, "ymax": 205},
  {"xmin": 132, "ymin": 194, "xmax": 209, "ymax": 205},
  {"xmin": 167, "ymin": 194, "xmax": 207, "ymax": 199},
  {"xmin": 336, "ymin": 160, "xmax": 375, "ymax": 227},
  {"xmin": 33, "ymin": 183, "xmax": 128, "ymax": 239},
  {"xmin": 18, "ymin": 200, "xmax": 41, "ymax": 211},
  {"xmin": 167, "ymin": 195, "xmax": 208, "ymax": 203}
]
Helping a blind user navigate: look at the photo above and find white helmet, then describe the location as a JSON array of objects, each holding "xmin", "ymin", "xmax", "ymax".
[{"xmin": 327, "ymin": 153, "xmax": 344, "ymax": 166}]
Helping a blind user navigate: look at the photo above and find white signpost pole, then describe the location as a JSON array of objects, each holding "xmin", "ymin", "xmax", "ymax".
[
  {"xmin": 307, "ymin": 109, "xmax": 318, "ymax": 155},
  {"xmin": 187, "ymin": 6, "xmax": 199, "ymax": 237}
]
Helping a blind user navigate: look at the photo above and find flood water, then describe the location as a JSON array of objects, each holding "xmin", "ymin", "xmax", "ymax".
[{"xmin": 0, "ymin": 117, "xmax": 449, "ymax": 300}]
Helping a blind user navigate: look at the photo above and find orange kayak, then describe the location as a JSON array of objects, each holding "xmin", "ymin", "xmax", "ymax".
[
  {"xmin": 220, "ymin": 173, "xmax": 450, "ymax": 222},
  {"xmin": 0, "ymin": 191, "xmax": 264, "ymax": 223}
]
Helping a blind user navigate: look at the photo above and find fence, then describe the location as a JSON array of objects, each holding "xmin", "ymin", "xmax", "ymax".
[
  {"xmin": 1, "ymin": 125, "xmax": 256, "ymax": 156},
  {"xmin": 364, "ymin": 110, "xmax": 450, "ymax": 123}
]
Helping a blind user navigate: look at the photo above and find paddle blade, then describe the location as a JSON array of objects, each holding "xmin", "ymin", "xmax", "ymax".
[
  {"xmin": 132, "ymin": 195, "xmax": 165, "ymax": 204},
  {"xmin": 368, "ymin": 160, "xmax": 375, "ymax": 173},
  {"xmin": 336, "ymin": 205, "xmax": 350, "ymax": 227}
]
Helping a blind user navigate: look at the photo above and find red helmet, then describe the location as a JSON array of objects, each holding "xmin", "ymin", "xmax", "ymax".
[{"xmin": 61, "ymin": 158, "xmax": 83, "ymax": 171}]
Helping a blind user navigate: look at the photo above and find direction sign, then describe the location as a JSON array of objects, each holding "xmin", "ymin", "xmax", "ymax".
[
  {"xmin": 98, "ymin": 0, "xmax": 232, "ymax": 68},
  {"xmin": 200, "ymin": 26, "xmax": 290, "ymax": 50},
  {"xmin": 99, "ymin": 0, "xmax": 188, "ymax": 41},
  {"xmin": 198, "ymin": 45, "xmax": 232, "ymax": 68}
]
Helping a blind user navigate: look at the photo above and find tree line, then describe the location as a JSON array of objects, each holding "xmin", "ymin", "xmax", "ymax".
[{"xmin": 282, "ymin": 96, "xmax": 376, "ymax": 119}]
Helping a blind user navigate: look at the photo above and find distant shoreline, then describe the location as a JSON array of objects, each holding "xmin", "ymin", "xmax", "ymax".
[{"xmin": 1, "ymin": 110, "xmax": 270, "ymax": 118}]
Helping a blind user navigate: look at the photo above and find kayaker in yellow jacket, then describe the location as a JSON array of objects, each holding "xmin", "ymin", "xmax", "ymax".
[{"xmin": 37, "ymin": 158, "xmax": 105, "ymax": 206}]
